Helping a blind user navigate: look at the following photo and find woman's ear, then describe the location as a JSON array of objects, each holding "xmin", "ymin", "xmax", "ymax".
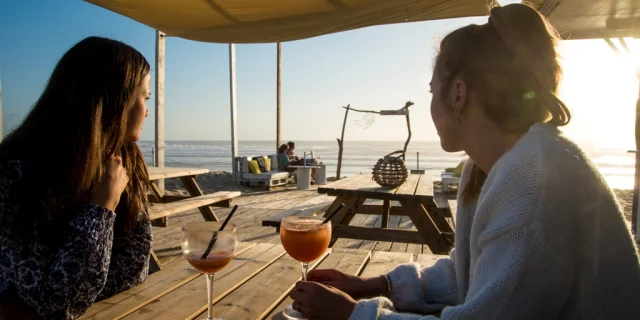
[{"xmin": 451, "ymin": 79, "xmax": 469, "ymax": 115}]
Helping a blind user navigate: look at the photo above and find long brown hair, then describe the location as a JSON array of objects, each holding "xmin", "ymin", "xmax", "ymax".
[
  {"xmin": 0, "ymin": 36, "xmax": 150, "ymax": 231},
  {"xmin": 434, "ymin": 3, "xmax": 571, "ymax": 203}
]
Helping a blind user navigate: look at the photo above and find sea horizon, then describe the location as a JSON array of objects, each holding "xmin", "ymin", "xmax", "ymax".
[{"xmin": 138, "ymin": 140, "xmax": 636, "ymax": 190}]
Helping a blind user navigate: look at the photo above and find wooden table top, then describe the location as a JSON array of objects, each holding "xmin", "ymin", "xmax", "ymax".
[
  {"xmin": 148, "ymin": 167, "xmax": 210, "ymax": 181},
  {"xmin": 317, "ymin": 174, "xmax": 434, "ymax": 202},
  {"xmin": 80, "ymin": 242, "xmax": 443, "ymax": 320}
]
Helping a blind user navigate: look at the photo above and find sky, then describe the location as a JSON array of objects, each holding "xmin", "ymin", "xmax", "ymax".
[{"xmin": 1, "ymin": 0, "xmax": 639, "ymax": 148}]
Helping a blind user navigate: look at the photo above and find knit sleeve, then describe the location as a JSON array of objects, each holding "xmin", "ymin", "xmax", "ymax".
[
  {"xmin": 386, "ymin": 250, "xmax": 457, "ymax": 313},
  {"xmin": 438, "ymin": 226, "xmax": 571, "ymax": 319},
  {"xmin": 349, "ymin": 297, "xmax": 440, "ymax": 320},
  {"xmin": 350, "ymin": 227, "xmax": 571, "ymax": 319},
  {"xmin": 97, "ymin": 214, "xmax": 152, "ymax": 300}
]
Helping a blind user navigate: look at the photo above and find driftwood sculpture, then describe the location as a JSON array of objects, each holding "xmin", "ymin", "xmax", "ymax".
[{"xmin": 335, "ymin": 101, "xmax": 414, "ymax": 180}]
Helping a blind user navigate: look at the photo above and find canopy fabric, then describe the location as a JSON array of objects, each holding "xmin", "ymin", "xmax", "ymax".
[
  {"xmin": 85, "ymin": 0, "xmax": 489, "ymax": 43},
  {"xmin": 529, "ymin": 0, "xmax": 640, "ymax": 40}
]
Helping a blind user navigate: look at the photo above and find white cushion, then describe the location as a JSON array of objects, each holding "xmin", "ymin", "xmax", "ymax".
[{"xmin": 242, "ymin": 172, "xmax": 289, "ymax": 180}]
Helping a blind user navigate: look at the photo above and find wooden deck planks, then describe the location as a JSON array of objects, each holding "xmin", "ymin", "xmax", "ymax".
[
  {"xmin": 120, "ymin": 243, "xmax": 285, "ymax": 320},
  {"xmin": 199, "ymin": 250, "xmax": 331, "ymax": 319},
  {"xmin": 80, "ymin": 242, "xmax": 256, "ymax": 320}
]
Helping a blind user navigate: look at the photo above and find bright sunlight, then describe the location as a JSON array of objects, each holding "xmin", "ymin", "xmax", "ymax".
[{"xmin": 558, "ymin": 38, "xmax": 640, "ymax": 149}]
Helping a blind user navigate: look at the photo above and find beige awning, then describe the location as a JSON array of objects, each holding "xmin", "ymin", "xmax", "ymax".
[
  {"xmin": 529, "ymin": 0, "xmax": 640, "ymax": 40},
  {"xmin": 85, "ymin": 0, "xmax": 490, "ymax": 43}
]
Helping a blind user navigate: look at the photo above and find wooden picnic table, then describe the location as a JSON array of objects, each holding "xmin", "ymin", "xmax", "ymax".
[
  {"xmin": 318, "ymin": 174, "xmax": 454, "ymax": 254},
  {"xmin": 147, "ymin": 167, "xmax": 232, "ymax": 224},
  {"xmin": 80, "ymin": 242, "xmax": 445, "ymax": 320}
]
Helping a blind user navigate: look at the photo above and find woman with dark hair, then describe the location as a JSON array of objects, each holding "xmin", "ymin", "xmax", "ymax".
[
  {"xmin": 288, "ymin": 4, "xmax": 640, "ymax": 319},
  {"xmin": 0, "ymin": 36, "xmax": 152, "ymax": 319},
  {"xmin": 277, "ymin": 143, "xmax": 295, "ymax": 172}
]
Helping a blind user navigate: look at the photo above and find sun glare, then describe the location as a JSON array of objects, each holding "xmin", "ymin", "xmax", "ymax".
[{"xmin": 557, "ymin": 38, "xmax": 640, "ymax": 149}]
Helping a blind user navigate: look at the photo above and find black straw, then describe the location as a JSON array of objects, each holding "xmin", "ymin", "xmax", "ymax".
[
  {"xmin": 201, "ymin": 205, "xmax": 238, "ymax": 259},
  {"xmin": 322, "ymin": 203, "xmax": 344, "ymax": 224}
]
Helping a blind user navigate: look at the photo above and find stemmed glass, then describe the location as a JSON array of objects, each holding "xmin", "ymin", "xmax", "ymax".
[
  {"xmin": 181, "ymin": 222, "xmax": 237, "ymax": 320},
  {"xmin": 280, "ymin": 216, "xmax": 332, "ymax": 320}
]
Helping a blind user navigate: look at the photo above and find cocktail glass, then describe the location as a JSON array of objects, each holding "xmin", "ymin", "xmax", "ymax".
[
  {"xmin": 181, "ymin": 222, "xmax": 238, "ymax": 320},
  {"xmin": 280, "ymin": 216, "xmax": 331, "ymax": 320}
]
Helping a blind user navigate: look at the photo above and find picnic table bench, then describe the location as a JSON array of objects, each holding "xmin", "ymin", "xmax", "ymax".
[
  {"xmin": 148, "ymin": 167, "xmax": 241, "ymax": 225},
  {"xmin": 80, "ymin": 242, "xmax": 446, "ymax": 320},
  {"xmin": 317, "ymin": 174, "xmax": 455, "ymax": 254}
]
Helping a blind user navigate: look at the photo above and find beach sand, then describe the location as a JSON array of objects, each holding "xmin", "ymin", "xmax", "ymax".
[{"xmin": 161, "ymin": 172, "xmax": 635, "ymax": 224}]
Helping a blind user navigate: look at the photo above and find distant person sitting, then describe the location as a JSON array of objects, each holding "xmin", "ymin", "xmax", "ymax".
[
  {"xmin": 287, "ymin": 141, "xmax": 307, "ymax": 166},
  {"xmin": 278, "ymin": 144, "xmax": 316, "ymax": 181},
  {"xmin": 287, "ymin": 141, "xmax": 297, "ymax": 160},
  {"xmin": 277, "ymin": 144, "xmax": 295, "ymax": 173}
]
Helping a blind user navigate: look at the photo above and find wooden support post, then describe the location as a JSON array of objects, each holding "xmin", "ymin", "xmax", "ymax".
[
  {"xmin": 276, "ymin": 42, "xmax": 282, "ymax": 150},
  {"xmin": 633, "ymin": 73, "xmax": 640, "ymax": 240},
  {"xmin": 0, "ymin": 80, "xmax": 3, "ymax": 142},
  {"xmin": 154, "ymin": 30, "xmax": 166, "ymax": 195},
  {"xmin": 229, "ymin": 44, "xmax": 238, "ymax": 174},
  {"xmin": 336, "ymin": 105, "xmax": 350, "ymax": 180}
]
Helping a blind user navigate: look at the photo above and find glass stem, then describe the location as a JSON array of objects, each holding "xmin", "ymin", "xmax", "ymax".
[
  {"xmin": 206, "ymin": 273, "xmax": 215, "ymax": 320},
  {"xmin": 301, "ymin": 262, "xmax": 309, "ymax": 282}
]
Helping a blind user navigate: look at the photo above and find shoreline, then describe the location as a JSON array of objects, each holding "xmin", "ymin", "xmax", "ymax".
[{"xmin": 161, "ymin": 171, "xmax": 635, "ymax": 224}]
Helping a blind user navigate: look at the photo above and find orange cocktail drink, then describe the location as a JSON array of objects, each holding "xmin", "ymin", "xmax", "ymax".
[
  {"xmin": 280, "ymin": 216, "xmax": 331, "ymax": 320},
  {"xmin": 186, "ymin": 250, "xmax": 235, "ymax": 274},
  {"xmin": 280, "ymin": 221, "xmax": 331, "ymax": 263}
]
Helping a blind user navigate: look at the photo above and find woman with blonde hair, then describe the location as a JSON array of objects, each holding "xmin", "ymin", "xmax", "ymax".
[
  {"xmin": 289, "ymin": 3, "xmax": 640, "ymax": 319},
  {"xmin": 0, "ymin": 37, "xmax": 152, "ymax": 319}
]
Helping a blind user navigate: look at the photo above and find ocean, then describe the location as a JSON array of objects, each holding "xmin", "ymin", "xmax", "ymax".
[{"xmin": 138, "ymin": 140, "xmax": 636, "ymax": 190}]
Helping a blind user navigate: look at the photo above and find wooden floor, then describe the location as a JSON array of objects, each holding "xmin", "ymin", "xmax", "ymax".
[{"xmin": 153, "ymin": 185, "xmax": 451, "ymax": 265}]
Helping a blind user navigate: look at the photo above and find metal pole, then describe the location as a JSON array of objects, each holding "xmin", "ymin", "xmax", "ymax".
[
  {"xmin": 229, "ymin": 44, "xmax": 239, "ymax": 172},
  {"xmin": 417, "ymin": 152, "xmax": 419, "ymax": 170},
  {"xmin": 155, "ymin": 30, "xmax": 166, "ymax": 194},
  {"xmin": 277, "ymin": 42, "xmax": 282, "ymax": 150}
]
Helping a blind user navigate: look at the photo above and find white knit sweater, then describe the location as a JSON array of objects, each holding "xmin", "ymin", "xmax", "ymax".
[{"xmin": 349, "ymin": 123, "xmax": 640, "ymax": 320}]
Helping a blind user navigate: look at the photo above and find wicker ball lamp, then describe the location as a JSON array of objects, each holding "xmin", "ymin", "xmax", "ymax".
[{"xmin": 372, "ymin": 150, "xmax": 409, "ymax": 188}]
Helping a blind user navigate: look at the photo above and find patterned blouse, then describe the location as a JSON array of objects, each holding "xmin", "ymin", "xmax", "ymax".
[{"xmin": 0, "ymin": 159, "xmax": 153, "ymax": 319}]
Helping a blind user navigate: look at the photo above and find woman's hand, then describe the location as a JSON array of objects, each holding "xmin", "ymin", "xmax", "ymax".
[
  {"xmin": 91, "ymin": 155, "xmax": 129, "ymax": 211},
  {"xmin": 308, "ymin": 269, "xmax": 388, "ymax": 300},
  {"xmin": 290, "ymin": 281, "xmax": 356, "ymax": 320}
]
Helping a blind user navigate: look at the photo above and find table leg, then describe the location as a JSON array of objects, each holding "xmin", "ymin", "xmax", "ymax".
[
  {"xmin": 149, "ymin": 251, "xmax": 162, "ymax": 274},
  {"xmin": 422, "ymin": 200, "xmax": 454, "ymax": 234},
  {"xmin": 180, "ymin": 175, "xmax": 220, "ymax": 221},
  {"xmin": 381, "ymin": 200, "xmax": 390, "ymax": 228},
  {"xmin": 327, "ymin": 196, "xmax": 365, "ymax": 246},
  {"xmin": 149, "ymin": 182, "xmax": 168, "ymax": 227},
  {"xmin": 296, "ymin": 168, "xmax": 312, "ymax": 190},
  {"xmin": 400, "ymin": 200, "xmax": 450, "ymax": 254}
]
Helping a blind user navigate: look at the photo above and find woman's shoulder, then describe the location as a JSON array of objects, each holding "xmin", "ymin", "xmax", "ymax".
[
  {"xmin": 495, "ymin": 123, "xmax": 600, "ymax": 186},
  {"xmin": 480, "ymin": 123, "xmax": 612, "ymax": 222}
]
